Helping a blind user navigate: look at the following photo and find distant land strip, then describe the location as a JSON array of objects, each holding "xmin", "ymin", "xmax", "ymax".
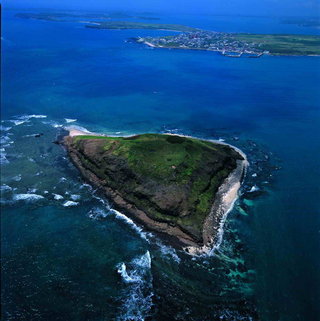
[{"xmin": 16, "ymin": 12, "xmax": 320, "ymax": 56}]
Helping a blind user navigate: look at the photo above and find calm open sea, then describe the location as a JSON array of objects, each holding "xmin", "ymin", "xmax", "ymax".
[{"xmin": 1, "ymin": 9, "xmax": 320, "ymax": 320}]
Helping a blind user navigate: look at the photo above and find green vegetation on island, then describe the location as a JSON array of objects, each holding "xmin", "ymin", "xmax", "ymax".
[
  {"xmin": 234, "ymin": 33, "xmax": 320, "ymax": 56},
  {"xmin": 85, "ymin": 21, "xmax": 199, "ymax": 32},
  {"xmin": 64, "ymin": 133, "xmax": 244, "ymax": 246},
  {"xmin": 16, "ymin": 12, "xmax": 197, "ymax": 32}
]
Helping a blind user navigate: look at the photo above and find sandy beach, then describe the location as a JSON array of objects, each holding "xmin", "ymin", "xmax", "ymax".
[{"xmin": 66, "ymin": 127, "xmax": 101, "ymax": 137}]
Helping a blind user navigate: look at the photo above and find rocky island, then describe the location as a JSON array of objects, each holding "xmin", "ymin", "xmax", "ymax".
[{"xmin": 64, "ymin": 130, "xmax": 247, "ymax": 253}]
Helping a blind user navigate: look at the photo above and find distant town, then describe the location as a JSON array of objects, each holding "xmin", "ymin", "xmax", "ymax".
[
  {"xmin": 135, "ymin": 30, "xmax": 320, "ymax": 57},
  {"xmin": 136, "ymin": 31, "xmax": 269, "ymax": 57}
]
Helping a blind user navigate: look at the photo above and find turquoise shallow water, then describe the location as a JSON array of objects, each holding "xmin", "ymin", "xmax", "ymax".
[{"xmin": 1, "ymin": 9, "xmax": 320, "ymax": 320}]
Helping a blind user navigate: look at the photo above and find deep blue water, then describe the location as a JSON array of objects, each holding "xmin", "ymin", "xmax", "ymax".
[{"xmin": 1, "ymin": 9, "xmax": 320, "ymax": 321}]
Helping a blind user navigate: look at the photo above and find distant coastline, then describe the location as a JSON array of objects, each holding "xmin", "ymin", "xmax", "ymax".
[
  {"xmin": 136, "ymin": 32, "xmax": 320, "ymax": 57},
  {"xmin": 16, "ymin": 12, "xmax": 320, "ymax": 57}
]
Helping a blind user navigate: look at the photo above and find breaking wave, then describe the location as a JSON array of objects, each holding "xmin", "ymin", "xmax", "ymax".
[
  {"xmin": 87, "ymin": 200, "xmax": 151, "ymax": 242},
  {"xmin": 9, "ymin": 114, "xmax": 47, "ymax": 126},
  {"xmin": 116, "ymin": 251, "xmax": 153, "ymax": 320},
  {"xmin": 111, "ymin": 209, "xmax": 151, "ymax": 242},
  {"xmin": 87, "ymin": 207, "xmax": 110, "ymax": 220},
  {"xmin": 154, "ymin": 239, "xmax": 181, "ymax": 263},
  {"xmin": 64, "ymin": 124, "xmax": 92, "ymax": 134}
]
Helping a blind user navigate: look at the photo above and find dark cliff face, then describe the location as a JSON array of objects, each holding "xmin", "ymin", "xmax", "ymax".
[{"xmin": 64, "ymin": 134, "xmax": 243, "ymax": 244}]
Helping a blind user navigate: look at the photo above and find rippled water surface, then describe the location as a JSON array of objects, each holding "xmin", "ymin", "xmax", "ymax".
[{"xmin": 1, "ymin": 9, "xmax": 320, "ymax": 321}]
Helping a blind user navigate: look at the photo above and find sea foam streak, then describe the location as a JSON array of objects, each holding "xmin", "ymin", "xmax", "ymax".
[
  {"xmin": 65, "ymin": 118, "xmax": 77, "ymax": 123},
  {"xmin": 116, "ymin": 251, "xmax": 153, "ymax": 320},
  {"xmin": 10, "ymin": 114, "xmax": 47, "ymax": 126},
  {"xmin": 111, "ymin": 209, "xmax": 150, "ymax": 242},
  {"xmin": 155, "ymin": 239, "xmax": 181, "ymax": 263},
  {"xmin": 13, "ymin": 193, "xmax": 44, "ymax": 202}
]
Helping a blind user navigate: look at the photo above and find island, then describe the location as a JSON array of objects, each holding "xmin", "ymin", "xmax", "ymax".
[
  {"xmin": 63, "ymin": 130, "xmax": 247, "ymax": 253},
  {"xmin": 84, "ymin": 21, "xmax": 199, "ymax": 32},
  {"xmin": 15, "ymin": 12, "xmax": 159, "ymax": 21},
  {"xmin": 135, "ymin": 31, "xmax": 320, "ymax": 56},
  {"xmin": 16, "ymin": 12, "xmax": 320, "ymax": 55}
]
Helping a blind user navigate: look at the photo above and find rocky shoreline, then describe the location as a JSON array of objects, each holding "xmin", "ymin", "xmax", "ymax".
[{"xmin": 63, "ymin": 129, "xmax": 247, "ymax": 254}]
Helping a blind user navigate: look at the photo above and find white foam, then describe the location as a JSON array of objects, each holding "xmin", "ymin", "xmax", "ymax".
[
  {"xmin": 23, "ymin": 134, "xmax": 39, "ymax": 138},
  {"xmin": 117, "ymin": 251, "xmax": 152, "ymax": 283},
  {"xmin": 64, "ymin": 125, "xmax": 92, "ymax": 134},
  {"xmin": 63, "ymin": 200, "xmax": 79, "ymax": 207},
  {"xmin": 9, "ymin": 120, "xmax": 28, "ymax": 126},
  {"xmin": 249, "ymin": 185, "xmax": 260, "ymax": 193},
  {"xmin": 25, "ymin": 114, "xmax": 47, "ymax": 119},
  {"xmin": 1, "ymin": 184, "xmax": 12, "ymax": 191},
  {"xmin": 42, "ymin": 120, "xmax": 63, "ymax": 128},
  {"xmin": 209, "ymin": 195, "xmax": 239, "ymax": 256},
  {"xmin": 53, "ymin": 193, "xmax": 64, "ymax": 200},
  {"xmin": 155, "ymin": 240, "xmax": 181, "ymax": 263},
  {"xmin": 111, "ymin": 209, "xmax": 150, "ymax": 242},
  {"xmin": 12, "ymin": 175, "xmax": 22, "ymax": 182},
  {"xmin": 87, "ymin": 207, "xmax": 110, "ymax": 220},
  {"xmin": 13, "ymin": 193, "xmax": 44, "ymax": 201},
  {"xmin": 80, "ymin": 183, "xmax": 92, "ymax": 191},
  {"xmin": 132, "ymin": 250, "xmax": 152, "ymax": 269},
  {"xmin": 116, "ymin": 251, "xmax": 153, "ymax": 320},
  {"xmin": 117, "ymin": 263, "xmax": 141, "ymax": 283},
  {"xmin": 10, "ymin": 114, "xmax": 47, "ymax": 126},
  {"xmin": 65, "ymin": 118, "xmax": 77, "ymax": 123},
  {"xmin": 0, "ymin": 125, "xmax": 12, "ymax": 131},
  {"xmin": 92, "ymin": 194, "xmax": 107, "ymax": 205}
]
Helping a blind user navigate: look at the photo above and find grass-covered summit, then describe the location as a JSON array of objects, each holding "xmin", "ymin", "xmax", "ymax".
[{"xmin": 65, "ymin": 133, "xmax": 243, "ymax": 245}]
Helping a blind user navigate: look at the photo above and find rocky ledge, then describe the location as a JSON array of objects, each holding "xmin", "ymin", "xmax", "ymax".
[{"xmin": 63, "ymin": 132, "xmax": 247, "ymax": 252}]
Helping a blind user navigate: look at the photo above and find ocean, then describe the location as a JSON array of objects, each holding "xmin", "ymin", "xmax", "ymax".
[{"xmin": 1, "ymin": 9, "xmax": 320, "ymax": 320}]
